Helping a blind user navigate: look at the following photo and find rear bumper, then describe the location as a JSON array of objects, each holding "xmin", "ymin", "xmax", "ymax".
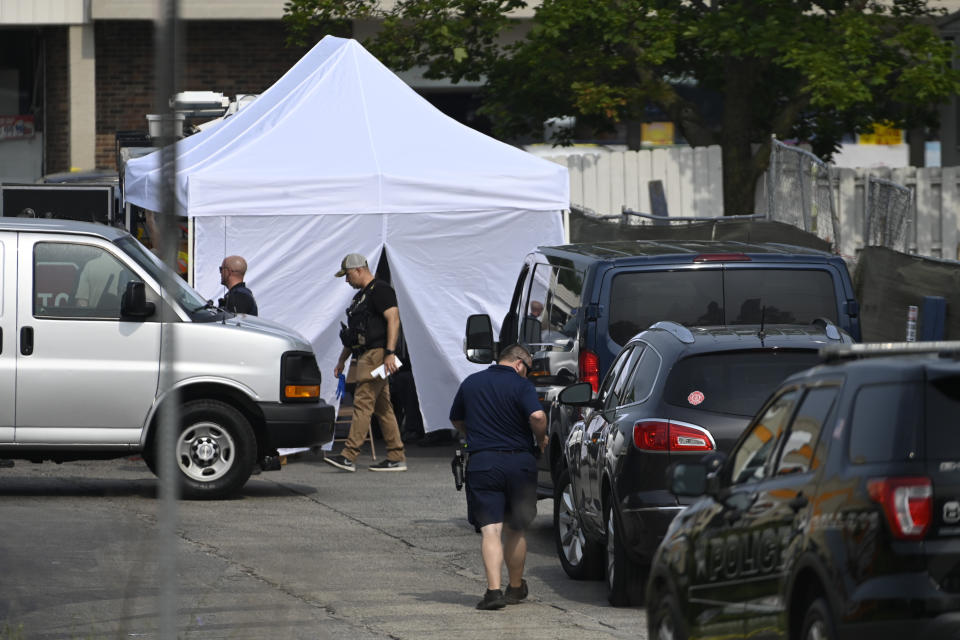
[
  {"xmin": 839, "ymin": 573, "xmax": 960, "ymax": 640},
  {"xmin": 258, "ymin": 400, "xmax": 335, "ymax": 449},
  {"xmin": 618, "ymin": 504, "xmax": 685, "ymax": 566}
]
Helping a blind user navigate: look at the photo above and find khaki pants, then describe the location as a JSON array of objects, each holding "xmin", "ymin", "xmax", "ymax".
[{"xmin": 342, "ymin": 348, "xmax": 405, "ymax": 462}]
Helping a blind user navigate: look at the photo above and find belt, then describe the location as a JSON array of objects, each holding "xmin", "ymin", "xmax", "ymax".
[{"xmin": 488, "ymin": 450, "xmax": 530, "ymax": 454}]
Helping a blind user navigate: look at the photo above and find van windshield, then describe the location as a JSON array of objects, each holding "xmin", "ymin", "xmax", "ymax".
[
  {"xmin": 608, "ymin": 268, "xmax": 838, "ymax": 345},
  {"xmin": 116, "ymin": 236, "xmax": 212, "ymax": 316}
]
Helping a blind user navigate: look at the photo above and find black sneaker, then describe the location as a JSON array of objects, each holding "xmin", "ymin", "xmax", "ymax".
[
  {"xmin": 324, "ymin": 455, "xmax": 356, "ymax": 472},
  {"xmin": 476, "ymin": 589, "xmax": 506, "ymax": 610},
  {"xmin": 504, "ymin": 579, "xmax": 528, "ymax": 604},
  {"xmin": 368, "ymin": 459, "xmax": 407, "ymax": 472}
]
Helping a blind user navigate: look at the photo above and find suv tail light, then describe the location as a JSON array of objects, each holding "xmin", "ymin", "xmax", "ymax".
[
  {"xmin": 868, "ymin": 477, "xmax": 933, "ymax": 540},
  {"xmin": 633, "ymin": 420, "xmax": 715, "ymax": 452},
  {"xmin": 579, "ymin": 349, "xmax": 600, "ymax": 393}
]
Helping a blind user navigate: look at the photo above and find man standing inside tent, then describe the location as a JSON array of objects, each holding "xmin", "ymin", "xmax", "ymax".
[{"xmin": 326, "ymin": 253, "xmax": 407, "ymax": 472}]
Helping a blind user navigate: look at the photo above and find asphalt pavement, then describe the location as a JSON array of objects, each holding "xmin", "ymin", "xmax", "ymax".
[{"xmin": 0, "ymin": 441, "xmax": 647, "ymax": 639}]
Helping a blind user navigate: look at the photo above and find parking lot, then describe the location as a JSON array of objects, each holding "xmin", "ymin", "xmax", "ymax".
[{"xmin": 0, "ymin": 445, "xmax": 646, "ymax": 640}]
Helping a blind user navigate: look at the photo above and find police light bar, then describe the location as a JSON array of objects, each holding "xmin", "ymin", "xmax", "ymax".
[{"xmin": 819, "ymin": 341, "xmax": 960, "ymax": 362}]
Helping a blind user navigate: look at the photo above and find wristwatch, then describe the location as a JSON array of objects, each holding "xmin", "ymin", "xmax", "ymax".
[{"xmin": 385, "ymin": 349, "xmax": 395, "ymax": 355}]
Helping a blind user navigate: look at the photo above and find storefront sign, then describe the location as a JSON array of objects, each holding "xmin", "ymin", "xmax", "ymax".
[
  {"xmin": 0, "ymin": 115, "xmax": 35, "ymax": 141},
  {"xmin": 859, "ymin": 122, "xmax": 902, "ymax": 145},
  {"xmin": 642, "ymin": 122, "xmax": 675, "ymax": 146}
]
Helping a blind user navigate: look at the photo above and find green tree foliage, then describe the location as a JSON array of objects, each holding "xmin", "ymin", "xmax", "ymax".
[{"xmin": 283, "ymin": 0, "xmax": 960, "ymax": 215}]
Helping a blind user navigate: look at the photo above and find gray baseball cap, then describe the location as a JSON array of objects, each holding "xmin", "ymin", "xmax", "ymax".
[{"xmin": 335, "ymin": 253, "xmax": 368, "ymax": 277}]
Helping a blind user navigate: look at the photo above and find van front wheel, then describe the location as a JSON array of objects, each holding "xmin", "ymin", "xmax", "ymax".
[{"xmin": 173, "ymin": 400, "xmax": 256, "ymax": 499}]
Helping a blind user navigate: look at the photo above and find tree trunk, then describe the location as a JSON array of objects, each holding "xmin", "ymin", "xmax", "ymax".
[{"xmin": 720, "ymin": 58, "xmax": 761, "ymax": 216}]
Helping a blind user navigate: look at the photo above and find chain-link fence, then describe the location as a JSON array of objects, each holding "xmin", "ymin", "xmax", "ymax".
[
  {"xmin": 767, "ymin": 137, "xmax": 841, "ymax": 251},
  {"xmin": 865, "ymin": 175, "xmax": 912, "ymax": 252}
]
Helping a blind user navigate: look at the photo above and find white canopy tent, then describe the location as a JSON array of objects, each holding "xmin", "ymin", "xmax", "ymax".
[{"xmin": 124, "ymin": 36, "xmax": 568, "ymax": 435}]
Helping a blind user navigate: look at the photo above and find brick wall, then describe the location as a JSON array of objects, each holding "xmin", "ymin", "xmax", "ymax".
[
  {"xmin": 94, "ymin": 21, "xmax": 309, "ymax": 169},
  {"xmin": 44, "ymin": 27, "xmax": 69, "ymax": 174}
]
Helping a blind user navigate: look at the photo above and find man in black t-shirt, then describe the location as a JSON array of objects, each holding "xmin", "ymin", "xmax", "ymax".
[
  {"xmin": 218, "ymin": 255, "xmax": 258, "ymax": 316},
  {"xmin": 325, "ymin": 253, "xmax": 407, "ymax": 472}
]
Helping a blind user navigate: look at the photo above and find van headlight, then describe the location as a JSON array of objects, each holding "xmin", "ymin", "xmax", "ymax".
[{"xmin": 281, "ymin": 351, "xmax": 321, "ymax": 402}]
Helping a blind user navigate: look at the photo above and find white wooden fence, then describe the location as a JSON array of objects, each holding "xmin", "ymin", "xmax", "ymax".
[{"xmin": 545, "ymin": 148, "xmax": 960, "ymax": 262}]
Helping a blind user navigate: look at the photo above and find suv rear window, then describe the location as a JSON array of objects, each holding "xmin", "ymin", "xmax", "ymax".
[
  {"xmin": 926, "ymin": 375, "xmax": 960, "ymax": 460},
  {"xmin": 608, "ymin": 269, "xmax": 838, "ymax": 345},
  {"xmin": 849, "ymin": 382, "xmax": 922, "ymax": 464},
  {"xmin": 664, "ymin": 350, "xmax": 820, "ymax": 416}
]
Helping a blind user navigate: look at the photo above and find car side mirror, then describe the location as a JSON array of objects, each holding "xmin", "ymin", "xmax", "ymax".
[
  {"xmin": 464, "ymin": 314, "xmax": 495, "ymax": 364},
  {"xmin": 557, "ymin": 382, "xmax": 594, "ymax": 406},
  {"xmin": 668, "ymin": 451, "xmax": 728, "ymax": 498},
  {"xmin": 120, "ymin": 281, "xmax": 155, "ymax": 319}
]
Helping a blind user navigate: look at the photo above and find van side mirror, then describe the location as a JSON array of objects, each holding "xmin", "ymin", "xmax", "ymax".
[
  {"xmin": 121, "ymin": 281, "xmax": 156, "ymax": 319},
  {"xmin": 464, "ymin": 314, "xmax": 495, "ymax": 364}
]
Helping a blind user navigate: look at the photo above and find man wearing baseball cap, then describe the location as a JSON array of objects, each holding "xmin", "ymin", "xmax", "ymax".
[{"xmin": 326, "ymin": 253, "xmax": 407, "ymax": 472}]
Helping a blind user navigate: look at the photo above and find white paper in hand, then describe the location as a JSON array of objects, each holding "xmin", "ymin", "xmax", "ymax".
[{"xmin": 372, "ymin": 357, "xmax": 403, "ymax": 379}]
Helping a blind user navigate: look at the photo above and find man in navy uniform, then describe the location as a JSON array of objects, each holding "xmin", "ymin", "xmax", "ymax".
[{"xmin": 449, "ymin": 344, "xmax": 548, "ymax": 609}]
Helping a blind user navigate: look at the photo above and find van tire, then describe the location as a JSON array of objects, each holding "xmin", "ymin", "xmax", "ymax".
[
  {"xmin": 170, "ymin": 399, "xmax": 256, "ymax": 500},
  {"xmin": 553, "ymin": 468, "xmax": 603, "ymax": 580}
]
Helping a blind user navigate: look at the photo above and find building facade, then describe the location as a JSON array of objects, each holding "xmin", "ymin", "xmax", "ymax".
[{"xmin": 0, "ymin": 0, "xmax": 504, "ymax": 183}]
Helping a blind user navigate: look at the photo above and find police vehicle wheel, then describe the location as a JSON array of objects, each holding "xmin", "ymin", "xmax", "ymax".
[
  {"xmin": 801, "ymin": 597, "xmax": 836, "ymax": 640},
  {"xmin": 553, "ymin": 467, "xmax": 603, "ymax": 580},
  {"xmin": 649, "ymin": 589, "xmax": 687, "ymax": 640},
  {"xmin": 605, "ymin": 498, "xmax": 644, "ymax": 606},
  {"xmin": 175, "ymin": 400, "xmax": 256, "ymax": 500}
]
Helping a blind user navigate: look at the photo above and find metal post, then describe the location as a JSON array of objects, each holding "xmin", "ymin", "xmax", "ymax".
[
  {"xmin": 155, "ymin": 1, "xmax": 181, "ymax": 638},
  {"xmin": 767, "ymin": 135, "xmax": 776, "ymax": 220}
]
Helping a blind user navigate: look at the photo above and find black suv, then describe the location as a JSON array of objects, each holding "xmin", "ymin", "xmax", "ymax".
[
  {"xmin": 554, "ymin": 320, "xmax": 851, "ymax": 606},
  {"xmin": 647, "ymin": 341, "xmax": 960, "ymax": 640},
  {"xmin": 468, "ymin": 240, "xmax": 862, "ymax": 499}
]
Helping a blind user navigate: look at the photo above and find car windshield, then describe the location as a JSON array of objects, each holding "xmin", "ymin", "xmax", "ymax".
[
  {"xmin": 115, "ymin": 236, "xmax": 214, "ymax": 317},
  {"xmin": 608, "ymin": 269, "xmax": 839, "ymax": 345},
  {"xmin": 664, "ymin": 350, "xmax": 821, "ymax": 416}
]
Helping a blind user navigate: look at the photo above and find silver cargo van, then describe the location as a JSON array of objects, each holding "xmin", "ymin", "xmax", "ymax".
[{"xmin": 0, "ymin": 219, "xmax": 334, "ymax": 498}]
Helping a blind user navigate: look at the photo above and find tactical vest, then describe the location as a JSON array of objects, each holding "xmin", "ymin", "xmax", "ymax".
[{"xmin": 339, "ymin": 281, "xmax": 385, "ymax": 355}]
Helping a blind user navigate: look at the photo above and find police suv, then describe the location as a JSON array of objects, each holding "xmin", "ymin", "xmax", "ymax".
[{"xmin": 647, "ymin": 341, "xmax": 960, "ymax": 640}]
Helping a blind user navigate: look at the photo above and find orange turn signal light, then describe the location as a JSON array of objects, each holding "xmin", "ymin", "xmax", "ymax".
[{"xmin": 285, "ymin": 385, "xmax": 320, "ymax": 399}]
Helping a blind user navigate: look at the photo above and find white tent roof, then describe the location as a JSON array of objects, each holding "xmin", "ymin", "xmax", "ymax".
[
  {"xmin": 124, "ymin": 36, "xmax": 568, "ymax": 438},
  {"xmin": 125, "ymin": 36, "xmax": 568, "ymax": 216}
]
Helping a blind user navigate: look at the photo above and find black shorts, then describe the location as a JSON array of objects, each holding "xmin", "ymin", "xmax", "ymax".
[{"xmin": 465, "ymin": 450, "xmax": 537, "ymax": 532}]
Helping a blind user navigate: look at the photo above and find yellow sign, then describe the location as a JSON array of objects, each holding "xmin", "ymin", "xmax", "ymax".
[
  {"xmin": 859, "ymin": 122, "xmax": 903, "ymax": 145},
  {"xmin": 642, "ymin": 122, "xmax": 675, "ymax": 146}
]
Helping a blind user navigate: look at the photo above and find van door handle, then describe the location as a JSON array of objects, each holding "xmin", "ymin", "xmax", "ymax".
[{"xmin": 20, "ymin": 326, "xmax": 33, "ymax": 356}]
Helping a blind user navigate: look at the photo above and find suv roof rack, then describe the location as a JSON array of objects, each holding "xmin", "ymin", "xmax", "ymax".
[{"xmin": 819, "ymin": 340, "xmax": 960, "ymax": 363}]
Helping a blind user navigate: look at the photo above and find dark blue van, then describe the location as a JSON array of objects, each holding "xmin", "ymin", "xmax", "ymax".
[{"xmin": 474, "ymin": 240, "xmax": 861, "ymax": 498}]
